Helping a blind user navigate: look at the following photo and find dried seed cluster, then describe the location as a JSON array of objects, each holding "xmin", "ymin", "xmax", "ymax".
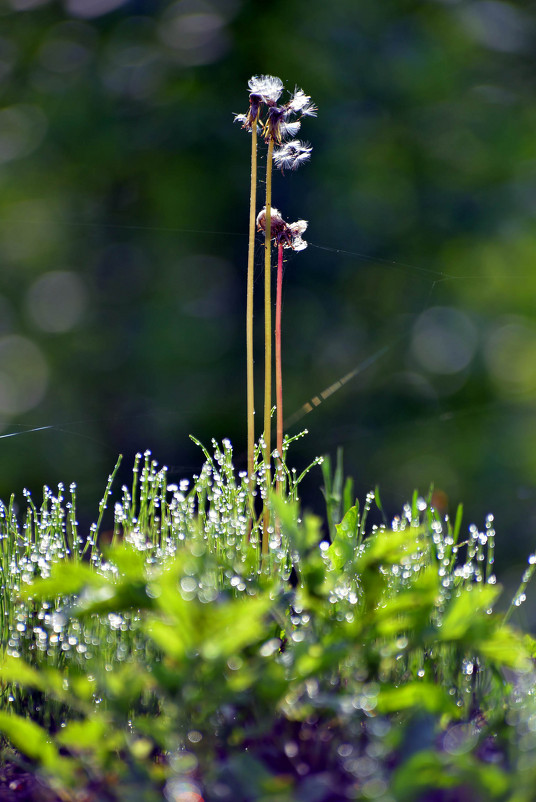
[
  {"xmin": 235, "ymin": 74, "xmax": 315, "ymax": 252},
  {"xmin": 256, "ymin": 207, "xmax": 308, "ymax": 252},
  {"xmin": 234, "ymin": 74, "xmax": 316, "ymax": 166}
]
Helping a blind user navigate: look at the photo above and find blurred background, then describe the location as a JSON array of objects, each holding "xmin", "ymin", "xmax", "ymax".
[{"xmin": 1, "ymin": 0, "xmax": 536, "ymax": 583}]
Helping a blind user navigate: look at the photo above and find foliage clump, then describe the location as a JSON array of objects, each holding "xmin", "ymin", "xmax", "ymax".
[{"xmin": 0, "ymin": 444, "xmax": 535, "ymax": 802}]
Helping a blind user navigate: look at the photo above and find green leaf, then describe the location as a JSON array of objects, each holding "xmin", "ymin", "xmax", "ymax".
[
  {"xmin": 295, "ymin": 640, "xmax": 349, "ymax": 679},
  {"xmin": 149, "ymin": 660, "xmax": 185, "ymax": 694},
  {"xmin": 392, "ymin": 749, "xmax": 509, "ymax": 801},
  {"xmin": 357, "ymin": 527, "xmax": 426, "ymax": 570},
  {"xmin": 440, "ymin": 585, "xmax": 501, "ymax": 641},
  {"xmin": 103, "ymin": 543, "xmax": 147, "ymax": 579},
  {"xmin": 523, "ymin": 633, "xmax": 536, "ymax": 658},
  {"xmin": 326, "ymin": 537, "xmax": 353, "ymax": 571},
  {"xmin": 336, "ymin": 504, "xmax": 359, "ymax": 540},
  {"xmin": 342, "ymin": 476, "xmax": 355, "ymax": 518},
  {"xmin": 133, "ymin": 713, "xmax": 175, "ymax": 750},
  {"xmin": 374, "ymin": 485, "xmax": 384, "ymax": 513},
  {"xmin": 271, "ymin": 496, "xmax": 322, "ymax": 554},
  {"xmin": 374, "ymin": 566, "xmax": 439, "ymax": 623},
  {"xmin": 453, "ymin": 504, "xmax": 463, "ymax": 545},
  {"xmin": 200, "ymin": 595, "xmax": 273, "ymax": 660},
  {"xmin": 376, "ymin": 682, "xmax": 455, "ymax": 715},
  {"xmin": 75, "ymin": 579, "xmax": 155, "ymax": 617},
  {"xmin": 0, "ymin": 655, "xmax": 46, "ymax": 691},
  {"xmin": 19, "ymin": 561, "xmax": 107, "ymax": 601},
  {"xmin": 226, "ymin": 662, "xmax": 257, "ymax": 692},
  {"xmin": 326, "ymin": 505, "xmax": 359, "ymax": 571},
  {"xmin": 145, "ymin": 618, "xmax": 188, "ymax": 660},
  {"xmin": 147, "ymin": 593, "xmax": 272, "ymax": 662},
  {"xmin": 103, "ymin": 663, "xmax": 155, "ymax": 708},
  {"xmin": 65, "ymin": 668, "xmax": 99, "ymax": 701},
  {"xmin": 392, "ymin": 750, "xmax": 461, "ymax": 800},
  {"xmin": 0, "ymin": 711, "xmax": 60, "ymax": 769},
  {"xmin": 56, "ymin": 716, "xmax": 110, "ymax": 751},
  {"xmin": 0, "ymin": 655, "xmax": 65, "ymax": 698},
  {"xmin": 300, "ymin": 560, "xmax": 328, "ymax": 599},
  {"xmin": 476, "ymin": 625, "xmax": 532, "ymax": 671}
]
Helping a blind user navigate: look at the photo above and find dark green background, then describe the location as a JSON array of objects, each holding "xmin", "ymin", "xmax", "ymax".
[{"xmin": 1, "ymin": 0, "xmax": 536, "ymax": 571}]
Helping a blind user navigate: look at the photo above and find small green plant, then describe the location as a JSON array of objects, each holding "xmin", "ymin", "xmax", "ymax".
[{"xmin": 0, "ymin": 452, "xmax": 535, "ymax": 801}]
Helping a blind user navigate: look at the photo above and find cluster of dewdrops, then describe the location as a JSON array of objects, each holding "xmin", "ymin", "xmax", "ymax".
[{"xmin": 111, "ymin": 444, "xmax": 278, "ymax": 581}]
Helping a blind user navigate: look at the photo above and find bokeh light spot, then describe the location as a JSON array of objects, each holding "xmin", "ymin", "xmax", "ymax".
[
  {"xmin": 0, "ymin": 105, "xmax": 47, "ymax": 165},
  {"xmin": 164, "ymin": 778, "xmax": 204, "ymax": 802},
  {"xmin": 159, "ymin": 1, "xmax": 229, "ymax": 65},
  {"xmin": 459, "ymin": 1, "xmax": 531, "ymax": 53},
  {"xmin": 26, "ymin": 270, "xmax": 87, "ymax": 333},
  {"xmin": 38, "ymin": 21, "xmax": 95, "ymax": 74},
  {"xmin": 9, "ymin": 0, "xmax": 50, "ymax": 9},
  {"xmin": 0, "ymin": 335, "xmax": 48, "ymax": 415},
  {"xmin": 0, "ymin": 199, "xmax": 61, "ymax": 267},
  {"xmin": 412, "ymin": 306, "xmax": 477, "ymax": 375},
  {"xmin": 485, "ymin": 318, "xmax": 536, "ymax": 396},
  {"xmin": 394, "ymin": 454, "xmax": 460, "ymax": 500},
  {"xmin": 65, "ymin": 0, "xmax": 128, "ymax": 19},
  {"xmin": 443, "ymin": 723, "xmax": 478, "ymax": 755},
  {"xmin": 0, "ymin": 296, "xmax": 15, "ymax": 336},
  {"xmin": 0, "ymin": 37, "xmax": 18, "ymax": 85}
]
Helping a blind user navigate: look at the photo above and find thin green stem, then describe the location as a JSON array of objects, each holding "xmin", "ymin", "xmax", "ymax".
[
  {"xmin": 504, "ymin": 556, "xmax": 536, "ymax": 624},
  {"xmin": 275, "ymin": 242, "xmax": 284, "ymax": 494},
  {"xmin": 262, "ymin": 139, "xmax": 274, "ymax": 556},
  {"xmin": 246, "ymin": 114, "xmax": 258, "ymax": 483},
  {"xmin": 82, "ymin": 456, "xmax": 122, "ymax": 557}
]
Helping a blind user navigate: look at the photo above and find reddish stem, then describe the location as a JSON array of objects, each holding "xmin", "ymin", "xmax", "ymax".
[{"xmin": 275, "ymin": 243, "xmax": 284, "ymax": 489}]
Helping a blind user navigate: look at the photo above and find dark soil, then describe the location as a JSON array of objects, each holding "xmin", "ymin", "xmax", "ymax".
[
  {"xmin": 0, "ymin": 759, "xmax": 117, "ymax": 802},
  {"xmin": 0, "ymin": 761, "xmax": 63, "ymax": 802}
]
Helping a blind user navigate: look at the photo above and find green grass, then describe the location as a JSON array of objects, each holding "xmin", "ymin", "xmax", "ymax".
[{"xmin": 0, "ymin": 438, "xmax": 535, "ymax": 801}]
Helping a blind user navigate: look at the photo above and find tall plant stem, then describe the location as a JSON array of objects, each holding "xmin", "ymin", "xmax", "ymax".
[
  {"xmin": 262, "ymin": 138, "xmax": 274, "ymax": 556},
  {"xmin": 246, "ymin": 114, "xmax": 258, "ymax": 483},
  {"xmin": 275, "ymin": 242, "xmax": 284, "ymax": 493}
]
